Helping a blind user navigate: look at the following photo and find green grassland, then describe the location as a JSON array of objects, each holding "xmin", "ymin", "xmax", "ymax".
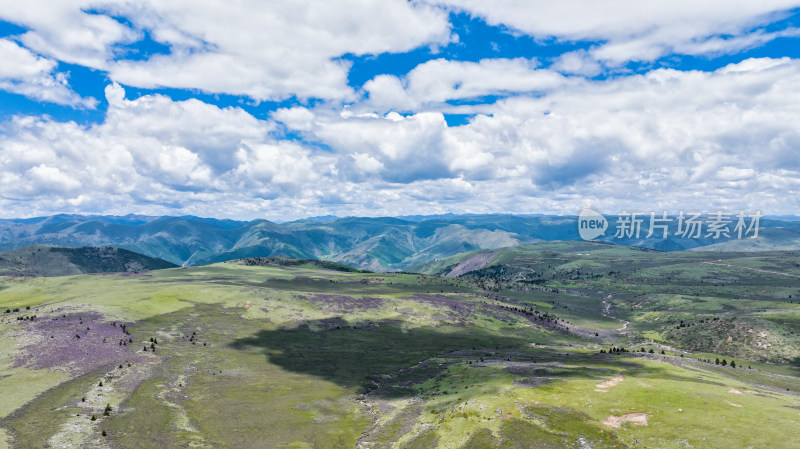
[{"xmin": 1, "ymin": 248, "xmax": 799, "ymax": 448}]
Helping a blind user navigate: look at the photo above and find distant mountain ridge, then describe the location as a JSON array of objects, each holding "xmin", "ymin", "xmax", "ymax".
[{"xmin": 0, "ymin": 214, "xmax": 798, "ymax": 271}]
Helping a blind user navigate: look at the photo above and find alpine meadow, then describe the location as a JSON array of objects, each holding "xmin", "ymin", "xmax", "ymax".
[{"xmin": 1, "ymin": 1, "xmax": 800, "ymax": 448}]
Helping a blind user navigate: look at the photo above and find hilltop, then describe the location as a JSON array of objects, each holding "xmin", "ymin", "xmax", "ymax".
[{"xmin": 0, "ymin": 245, "xmax": 177, "ymax": 277}]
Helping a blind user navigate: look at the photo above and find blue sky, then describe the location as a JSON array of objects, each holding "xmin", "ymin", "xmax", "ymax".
[{"xmin": 1, "ymin": 1, "xmax": 800, "ymax": 220}]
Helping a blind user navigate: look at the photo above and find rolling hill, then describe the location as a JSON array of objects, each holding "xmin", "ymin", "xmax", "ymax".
[
  {"xmin": 0, "ymin": 248, "xmax": 798, "ymax": 448},
  {"xmin": 0, "ymin": 245, "xmax": 177, "ymax": 276}
]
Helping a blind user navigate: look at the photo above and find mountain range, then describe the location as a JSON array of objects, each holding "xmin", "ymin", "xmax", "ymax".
[{"xmin": 0, "ymin": 214, "xmax": 798, "ymax": 271}]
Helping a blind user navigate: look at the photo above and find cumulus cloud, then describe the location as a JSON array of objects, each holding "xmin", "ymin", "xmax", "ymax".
[
  {"xmin": 431, "ymin": 0, "xmax": 800, "ymax": 67},
  {"xmin": 2, "ymin": 56, "xmax": 800, "ymax": 219},
  {"xmin": 0, "ymin": 39, "xmax": 96, "ymax": 107},
  {"xmin": 363, "ymin": 58, "xmax": 567, "ymax": 111},
  {"xmin": 0, "ymin": 0, "xmax": 452, "ymax": 101},
  {"xmin": 276, "ymin": 57, "xmax": 800, "ymax": 215},
  {"xmin": 2, "ymin": 0, "xmax": 138, "ymax": 68},
  {"xmin": 550, "ymin": 50, "xmax": 603, "ymax": 77}
]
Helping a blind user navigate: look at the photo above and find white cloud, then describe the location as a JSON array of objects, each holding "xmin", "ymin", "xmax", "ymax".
[
  {"xmin": 307, "ymin": 111, "xmax": 455, "ymax": 183},
  {"xmin": 276, "ymin": 57, "xmax": 800, "ymax": 215},
  {"xmin": 2, "ymin": 57, "xmax": 800, "ymax": 219},
  {"xmin": 2, "ymin": 0, "xmax": 138, "ymax": 68},
  {"xmin": 551, "ymin": 50, "xmax": 603, "ymax": 77},
  {"xmin": 0, "ymin": 39, "xmax": 96, "ymax": 107},
  {"xmin": 0, "ymin": 0, "xmax": 452, "ymax": 101},
  {"xmin": 101, "ymin": 82, "xmax": 271, "ymax": 174},
  {"xmin": 363, "ymin": 58, "xmax": 566, "ymax": 111},
  {"xmin": 431, "ymin": 0, "xmax": 800, "ymax": 66},
  {"xmin": 351, "ymin": 153, "xmax": 385, "ymax": 175}
]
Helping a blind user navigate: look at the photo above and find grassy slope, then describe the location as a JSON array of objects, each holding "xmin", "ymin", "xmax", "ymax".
[
  {"xmin": 0, "ymin": 251, "xmax": 798, "ymax": 448},
  {"xmin": 416, "ymin": 242, "xmax": 800, "ymax": 360},
  {"xmin": 0, "ymin": 245, "xmax": 177, "ymax": 276}
]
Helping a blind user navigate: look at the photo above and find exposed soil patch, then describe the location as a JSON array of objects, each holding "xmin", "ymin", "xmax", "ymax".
[
  {"xmin": 446, "ymin": 251, "xmax": 498, "ymax": 277},
  {"xmin": 595, "ymin": 375, "xmax": 625, "ymax": 392},
  {"xmin": 602, "ymin": 413, "xmax": 649, "ymax": 429}
]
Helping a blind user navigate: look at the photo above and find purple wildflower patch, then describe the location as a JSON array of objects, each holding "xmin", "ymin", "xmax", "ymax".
[{"xmin": 13, "ymin": 311, "xmax": 137, "ymax": 376}]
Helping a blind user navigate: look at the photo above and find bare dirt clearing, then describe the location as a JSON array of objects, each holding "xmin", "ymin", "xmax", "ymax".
[
  {"xmin": 595, "ymin": 375, "xmax": 625, "ymax": 392},
  {"xmin": 446, "ymin": 251, "xmax": 498, "ymax": 277},
  {"xmin": 602, "ymin": 413, "xmax": 649, "ymax": 429}
]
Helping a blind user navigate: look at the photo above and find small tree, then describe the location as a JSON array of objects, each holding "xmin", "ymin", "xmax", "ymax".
[
  {"xmin": 104, "ymin": 404, "xmax": 112, "ymax": 416},
  {"xmin": 730, "ymin": 361, "xmax": 736, "ymax": 368},
  {"xmin": 721, "ymin": 359, "xmax": 727, "ymax": 366},
  {"xmin": 102, "ymin": 430, "xmax": 107, "ymax": 437},
  {"xmin": 90, "ymin": 414, "xmax": 97, "ymax": 421},
  {"xmin": 715, "ymin": 358, "xmax": 720, "ymax": 365},
  {"xmin": 648, "ymin": 348, "xmax": 655, "ymax": 354}
]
